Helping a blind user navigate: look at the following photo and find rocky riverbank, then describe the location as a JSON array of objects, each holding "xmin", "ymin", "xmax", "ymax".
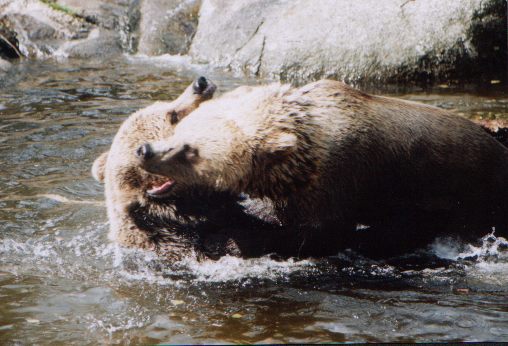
[{"xmin": 0, "ymin": 0, "xmax": 506, "ymax": 85}]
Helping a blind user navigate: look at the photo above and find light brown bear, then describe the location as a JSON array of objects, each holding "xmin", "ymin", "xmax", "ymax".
[
  {"xmin": 138, "ymin": 80, "xmax": 508, "ymax": 255},
  {"xmin": 92, "ymin": 77, "xmax": 284, "ymax": 259},
  {"xmin": 92, "ymin": 77, "xmax": 217, "ymax": 252}
]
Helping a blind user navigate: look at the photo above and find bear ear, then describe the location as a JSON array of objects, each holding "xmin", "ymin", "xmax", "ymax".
[
  {"xmin": 92, "ymin": 151, "xmax": 108, "ymax": 183},
  {"xmin": 265, "ymin": 132, "xmax": 297, "ymax": 155}
]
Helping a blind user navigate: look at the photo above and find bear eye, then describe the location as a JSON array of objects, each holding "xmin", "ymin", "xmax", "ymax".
[{"xmin": 170, "ymin": 110, "xmax": 179, "ymax": 125}]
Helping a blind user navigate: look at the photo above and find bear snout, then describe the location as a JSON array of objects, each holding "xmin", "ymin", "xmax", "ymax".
[
  {"xmin": 162, "ymin": 143, "xmax": 199, "ymax": 164},
  {"xmin": 193, "ymin": 76, "xmax": 208, "ymax": 93},
  {"xmin": 192, "ymin": 76, "xmax": 216, "ymax": 98},
  {"xmin": 137, "ymin": 141, "xmax": 199, "ymax": 166},
  {"xmin": 136, "ymin": 143, "xmax": 154, "ymax": 160}
]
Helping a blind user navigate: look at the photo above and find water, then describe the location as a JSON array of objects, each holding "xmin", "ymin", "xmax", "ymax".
[{"xmin": 0, "ymin": 56, "xmax": 507, "ymax": 344}]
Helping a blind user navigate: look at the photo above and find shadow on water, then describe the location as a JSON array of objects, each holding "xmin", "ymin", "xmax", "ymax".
[{"xmin": 0, "ymin": 56, "xmax": 507, "ymax": 344}]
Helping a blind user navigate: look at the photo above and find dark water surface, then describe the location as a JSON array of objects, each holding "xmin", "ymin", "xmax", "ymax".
[{"xmin": 1, "ymin": 56, "xmax": 507, "ymax": 344}]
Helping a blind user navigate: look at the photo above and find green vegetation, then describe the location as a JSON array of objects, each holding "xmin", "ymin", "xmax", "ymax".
[{"xmin": 39, "ymin": 0, "xmax": 78, "ymax": 17}]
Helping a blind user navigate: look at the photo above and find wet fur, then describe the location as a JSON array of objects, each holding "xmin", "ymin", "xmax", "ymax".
[
  {"xmin": 143, "ymin": 80, "xmax": 508, "ymax": 256},
  {"xmin": 92, "ymin": 79, "xmax": 283, "ymax": 260}
]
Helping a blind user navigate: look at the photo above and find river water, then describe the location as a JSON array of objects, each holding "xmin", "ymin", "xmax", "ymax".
[{"xmin": 0, "ymin": 55, "xmax": 507, "ymax": 344}]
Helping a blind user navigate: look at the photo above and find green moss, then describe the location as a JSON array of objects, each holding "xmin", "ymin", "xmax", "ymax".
[{"xmin": 39, "ymin": 0, "xmax": 78, "ymax": 17}]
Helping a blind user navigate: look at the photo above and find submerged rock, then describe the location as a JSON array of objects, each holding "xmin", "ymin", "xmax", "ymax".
[
  {"xmin": 190, "ymin": 0, "xmax": 506, "ymax": 84},
  {"xmin": 0, "ymin": 57, "xmax": 11, "ymax": 71}
]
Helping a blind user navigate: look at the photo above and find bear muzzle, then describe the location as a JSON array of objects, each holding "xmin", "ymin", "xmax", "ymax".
[
  {"xmin": 136, "ymin": 141, "xmax": 200, "ymax": 184},
  {"xmin": 136, "ymin": 143, "xmax": 179, "ymax": 198},
  {"xmin": 193, "ymin": 76, "xmax": 216, "ymax": 99},
  {"xmin": 136, "ymin": 143, "xmax": 154, "ymax": 160}
]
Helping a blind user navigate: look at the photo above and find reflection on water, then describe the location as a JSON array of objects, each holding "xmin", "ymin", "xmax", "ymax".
[{"xmin": 0, "ymin": 56, "xmax": 507, "ymax": 344}]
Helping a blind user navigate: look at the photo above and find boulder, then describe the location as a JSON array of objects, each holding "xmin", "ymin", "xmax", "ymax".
[
  {"xmin": 55, "ymin": 0, "xmax": 140, "ymax": 52},
  {"xmin": 137, "ymin": 0, "xmax": 200, "ymax": 56},
  {"xmin": 189, "ymin": 0, "xmax": 507, "ymax": 84},
  {"xmin": 0, "ymin": 0, "xmax": 91, "ymax": 58},
  {"xmin": 0, "ymin": 0, "xmax": 137, "ymax": 60},
  {"xmin": 54, "ymin": 28, "xmax": 122, "ymax": 58}
]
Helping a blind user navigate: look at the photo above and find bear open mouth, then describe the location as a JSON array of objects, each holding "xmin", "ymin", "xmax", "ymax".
[{"xmin": 146, "ymin": 180, "xmax": 175, "ymax": 198}]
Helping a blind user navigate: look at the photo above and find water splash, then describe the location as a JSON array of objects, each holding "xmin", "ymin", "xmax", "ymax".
[
  {"xmin": 3, "ymin": 57, "xmax": 508, "ymax": 344},
  {"xmin": 431, "ymin": 232, "xmax": 508, "ymax": 262},
  {"xmin": 0, "ymin": 220, "xmax": 316, "ymax": 287},
  {"xmin": 431, "ymin": 232, "xmax": 508, "ymax": 288},
  {"xmin": 125, "ymin": 53, "xmax": 200, "ymax": 71},
  {"xmin": 181, "ymin": 255, "xmax": 315, "ymax": 283}
]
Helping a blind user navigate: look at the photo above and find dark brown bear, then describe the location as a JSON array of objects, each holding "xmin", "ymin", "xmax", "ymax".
[{"xmin": 139, "ymin": 80, "xmax": 508, "ymax": 257}]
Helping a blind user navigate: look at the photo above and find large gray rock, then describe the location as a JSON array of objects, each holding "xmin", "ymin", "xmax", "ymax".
[
  {"xmin": 190, "ymin": 0, "xmax": 506, "ymax": 84},
  {"xmin": 0, "ymin": 0, "xmax": 90, "ymax": 58},
  {"xmin": 55, "ymin": 0, "xmax": 140, "ymax": 52},
  {"xmin": 54, "ymin": 28, "xmax": 122, "ymax": 58},
  {"xmin": 137, "ymin": 0, "xmax": 200, "ymax": 56},
  {"xmin": 56, "ymin": 0, "xmax": 131, "ymax": 29},
  {"xmin": 0, "ymin": 0, "xmax": 137, "ymax": 61}
]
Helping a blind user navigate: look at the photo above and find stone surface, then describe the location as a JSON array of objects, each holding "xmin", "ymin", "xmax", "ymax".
[
  {"xmin": 0, "ymin": 0, "xmax": 137, "ymax": 61},
  {"xmin": 137, "ymin": 0, "xmax": 200, "ymax": 56},
  {"xmin": 56, "ymin": 0, "xmax": 131, "ymax": 29},
  {"xmin": 0, "ymin": 19, "xmax": 21, "ymax": 59},
  {"xmin": 54, "ymin": 28, "xmax": 122, "ymax": 58},
  {"xmin": 0, "ymin": 0, "xmax": 90, "ymax": 58},
  {"xmin": 190, "ymin": 0, "xmax": 507, "ymax": 84},
  {"xmin": 0, "ymin": 0, "xmax": 504, "ymax": 85},
  {"xmin": 56, "ymin": 0, "xmax": 140, "ymax": 52}
]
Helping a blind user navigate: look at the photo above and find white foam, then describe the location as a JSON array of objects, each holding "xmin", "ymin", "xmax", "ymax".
[
  {"xmin": 3, "ymin": 220, "xmax": 507, "ymax": 290},
  {"xmin": 181, "ymin": 255, "xmax": 316, "ymax": 283},
  {"xmin": 431, "ymin": 232, "xmax": 508, "ymax": 286},
  {"xmin": 125, "ymin": 53, "xmax": 203, "ymax": 71},
  {"xmin": 430, "ymin": 237, "xmax": 464, "ymax": 260},
  {"xmin": 432, "ymin": 232, "xmax": 508, "ymax": 261}
]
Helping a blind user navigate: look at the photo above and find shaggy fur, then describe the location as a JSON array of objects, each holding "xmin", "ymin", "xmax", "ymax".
[
  {"xmin": 140, "ymin": 80, "xmax": 508, "ymax": 255},
  {"xmin": 92, "ymin": 78, "xmax": 267, "ymax": 259}
]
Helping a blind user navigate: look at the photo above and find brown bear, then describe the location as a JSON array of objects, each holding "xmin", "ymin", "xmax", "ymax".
[
  {"xmin": 138, "ymin": 80, "xmax": 508, "ymax": 256},
  {"xmin": 92, "ymin": 77, "xmax": 288, "ymax": 260},
  {"xmin": 91, "ymin": 77, "xmax": 216, "ymax": 252}
]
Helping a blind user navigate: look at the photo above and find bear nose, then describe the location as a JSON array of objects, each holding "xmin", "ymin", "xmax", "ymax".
[
  {"xmin": 193, "ymin": 76, "xmax": 208, "ymax": 94},
  {"xmin": 136, "ymin": 143, "xmax": 154, "ymax": 160}
]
